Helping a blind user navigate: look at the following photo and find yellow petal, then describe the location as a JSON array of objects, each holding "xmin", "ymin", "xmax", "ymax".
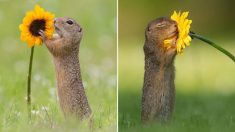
[{"xmin": 169, "ymin": 11, "xmax": 192, "ymax": 53}]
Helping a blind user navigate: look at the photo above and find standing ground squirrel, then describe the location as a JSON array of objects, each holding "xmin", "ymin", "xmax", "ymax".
[
  {"xmin": 141, "ymin": 17, "xmax": 178, "ymax": 122},
  {"xmin": 39, "ymin": 17, "xmax": 91, "ymax": 120}
]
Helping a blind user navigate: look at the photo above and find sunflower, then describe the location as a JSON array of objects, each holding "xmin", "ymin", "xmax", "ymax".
[
  {"xmin": 164, "ymin": 11, "xmax": 192, "ymax": 53},
  {"xmin": 19, "ymin": 4, "xmax": 55, "ymax": 47}
]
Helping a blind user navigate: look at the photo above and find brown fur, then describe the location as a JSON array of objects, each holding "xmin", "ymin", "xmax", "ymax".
[
  {"xmin": 39, "ymin": 17, "xmax": 91, "ymax": 120},
  {"xmin": 141, "ymin": 17, "xmax": 178, "ymax": 122}
]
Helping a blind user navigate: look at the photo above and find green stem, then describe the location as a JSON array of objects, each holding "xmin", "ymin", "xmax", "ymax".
[
  {"xmin": 27, "ymin": 46, "xmax": 34, "ymax": 119},
  {"xmin": 189, "ymin": 33, "xmax": 235, "ymax": 62}
]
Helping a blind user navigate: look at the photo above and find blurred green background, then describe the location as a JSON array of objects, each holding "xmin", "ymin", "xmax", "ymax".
[
  {"xmin": 119, "ymin": 0, "xmax": 235, "ymax": 131},
  {"xmin": 0, "ymin": 0, "xmax": 116, "ymax": 131}
]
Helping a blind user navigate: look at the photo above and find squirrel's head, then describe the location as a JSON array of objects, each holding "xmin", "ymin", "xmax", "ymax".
[
  {"xmin": 144, "ymin": 17, "xmax": 178, "ymax": 64},
  {"xmin": 54, "ymin": 17, "xmax": 83, "ymax": 45}
]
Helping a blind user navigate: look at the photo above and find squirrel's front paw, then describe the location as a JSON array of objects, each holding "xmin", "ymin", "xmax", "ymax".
[{"xmin": 39, "ymin": 30, "xmax": 46, "ymax": 41}]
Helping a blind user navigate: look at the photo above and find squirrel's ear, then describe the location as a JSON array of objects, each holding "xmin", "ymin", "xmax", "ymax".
[
  {"xmin": 147, "ymin": 25, "xmax": 151, "ymax": 32},
  {"xmin": 78, "ymin": 27, "xmax": 82, "ymax": 32}
]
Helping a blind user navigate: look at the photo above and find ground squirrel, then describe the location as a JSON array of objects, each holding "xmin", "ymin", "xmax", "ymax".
[
  {"xmin": 141, "ymin": 17, "xmax": 178, "ymax": 122},
  {"xmin": 39, "ymin": 17, "xmax": 91, "ymax": 120}
]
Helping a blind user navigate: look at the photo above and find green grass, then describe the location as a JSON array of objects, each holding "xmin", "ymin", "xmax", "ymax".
[
  {"xmin": 118, "ymin": 39, "xmax": 235, "ymax": 132},
  {"xmin": 0, "ymin": 0, "xmax": 116, "ymax": 131},
  {"xmin": 119, "ymin": 91, "xmax": 235, "ymax": 132}
]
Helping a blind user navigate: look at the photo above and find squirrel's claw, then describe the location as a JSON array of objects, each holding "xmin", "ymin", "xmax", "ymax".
[{"xmin": 39, "ymin": 30, "xmax": 46, "ymax": 41}]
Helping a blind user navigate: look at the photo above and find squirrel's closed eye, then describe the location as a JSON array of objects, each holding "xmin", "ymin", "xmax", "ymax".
[
  {"xmin": 155, "ymin": 21, "xmax": 168, "ymax": 28},
  {"xmin": 66, "ymin": 20, "xmax": 73, "ymax": 25}
]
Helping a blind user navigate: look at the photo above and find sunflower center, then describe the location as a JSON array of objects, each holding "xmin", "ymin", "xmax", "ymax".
[{"xmin": 29, "ymin": 19, "xmax": 46, "ymax": 36}]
